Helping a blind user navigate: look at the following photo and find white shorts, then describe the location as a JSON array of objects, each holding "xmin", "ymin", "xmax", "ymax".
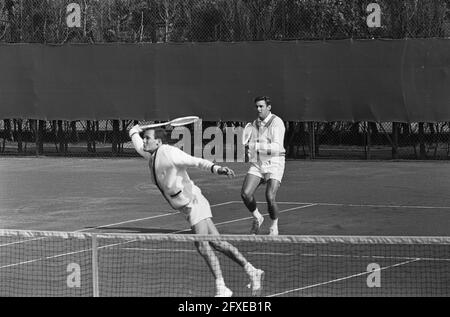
[
  {"xmin": 247, "ymin": 157, "xmax": 285, "ymax": 183},
  {"xmin": 178, "ymin": 191, "xmax": 212, "ymax": 227}
]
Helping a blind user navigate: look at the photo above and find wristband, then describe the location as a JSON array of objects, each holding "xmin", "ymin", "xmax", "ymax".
[{"xmin": 210, "ymin": 164, "xmax": 217, "ymax": 174}]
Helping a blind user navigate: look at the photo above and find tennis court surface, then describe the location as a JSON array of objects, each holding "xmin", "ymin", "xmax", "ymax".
[{"xmin": 1, "ymin": 157, "xmax": 449, "ymax": 296}]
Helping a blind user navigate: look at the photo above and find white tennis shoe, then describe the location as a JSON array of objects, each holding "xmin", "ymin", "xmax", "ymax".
[
  {"xmin": 215, "ymin": 285, "xmax": 233, "ymax": 297},
  {"xmin": 250, "ymin": 216, "xmax": 264, "ymax": 235},
  {"xmin": 269, "ymin": 226, "xmax": 278, "ymax": 236},
  {"xmin": 247, "ymin": 269, "xmax": 265, "ymax": 296}
]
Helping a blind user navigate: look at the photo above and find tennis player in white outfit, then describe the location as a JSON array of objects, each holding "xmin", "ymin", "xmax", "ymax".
[
  {"xmin": 241, "ymin": 96, "xmax": 286, "ymax": 236},
  {"xmin": 129, "ymin": 124, "xmax": 264, "ymax": 297}
]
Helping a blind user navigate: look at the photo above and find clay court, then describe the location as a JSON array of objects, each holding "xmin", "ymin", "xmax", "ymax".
[{"xmin": 1, "ymin": 157, "xmax": 449, "ymax": 296}]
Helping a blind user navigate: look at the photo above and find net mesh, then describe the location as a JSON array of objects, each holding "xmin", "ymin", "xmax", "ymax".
[{"xmin": 0, "ymin": 230, "xmax": 449, "ymax": 297}]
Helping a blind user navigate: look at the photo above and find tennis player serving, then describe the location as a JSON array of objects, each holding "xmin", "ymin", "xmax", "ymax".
[
  {"xmin": 129, "ymin": 121, "xmax": 264, "ymax": 297},
  {"xmin": 241, "ymin": 96, "xmax": 286, "ymax": 236}
]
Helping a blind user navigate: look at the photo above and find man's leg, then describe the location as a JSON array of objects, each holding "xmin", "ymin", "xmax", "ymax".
[
  {"xmin": 204, "ymin": 219, "xmax": 264, "ymax": 296},
  {"xmin": 265, "ymin": 179, "xmax": 281, "ymax": 236},
  {"xmin": 205, "ymin": 218, "xmax": 248, "ymax": 265},
  {"xmin": 192, "ymin": 220, "xmax": 232, "ymax": 297},
  {"xmin": 241, "ymin": 174, "xmax": 264, "ymax": 234}
]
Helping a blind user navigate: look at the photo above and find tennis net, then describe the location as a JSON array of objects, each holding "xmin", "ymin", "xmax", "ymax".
[{"xmin": 0, "ymin": 230, "xmax": 449, "ymax": 297}]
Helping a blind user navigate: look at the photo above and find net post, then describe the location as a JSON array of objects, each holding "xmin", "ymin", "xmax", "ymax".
[{"xmin": 91, "ymin": 233, "xmax": 99, "ymax": 297}]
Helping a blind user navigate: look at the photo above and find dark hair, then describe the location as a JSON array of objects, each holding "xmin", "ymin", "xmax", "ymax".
[
  {"xmin": 254, "ymin": 96, "xmax": 271, "ymax": 106},
  {"xmin": 154, "ymin": 128, "xmax": 168, "ymax": 141},
  {"xmin": 144, "ymin": 127, "xmax": 169, "ymax": 143}
]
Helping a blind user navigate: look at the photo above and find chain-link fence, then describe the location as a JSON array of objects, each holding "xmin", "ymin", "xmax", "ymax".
[
  {"xmin": 299, "ymin": 121, "xmax": 450, "ymax": 160},
  {"xmin": 1, "ymin": 119, "xmax": 450, "ymax": 160},
  {"xmin": 1, "ymin": 0, "xmax": 449, "ymax": 44},
  {"xmin": 1, "ymin": 1, "xmax": 450, "ymax": 159}
]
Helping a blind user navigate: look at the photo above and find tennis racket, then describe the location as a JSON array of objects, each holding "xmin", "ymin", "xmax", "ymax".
[
  {"xmin": 140, "ymin": 116, "xmax": 200, "ymax": 130},
  {"xmin": 241, "ymin": 122, "xmax": 253, "ymax": 145},
  {"xmin": 169, "ymin": 116, "xmax": 200, "ymax": 127}
]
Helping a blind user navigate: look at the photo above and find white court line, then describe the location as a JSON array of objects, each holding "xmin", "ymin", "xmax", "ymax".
[
  {"xmin": 0, "ymin": 201, "xmax": 236, "ymax": 248},
  {"xmin": 0, "ymin": 258, "xmax": 42, "ymax": 269},
  {"xmin": 0, "ymin": 239, "xmax": 138, "ymax": 269},
  {"xmin": 76, "ymin": 200, "xmax": 237, "ymax": 232},
  {"xmin": 266, "ymin": 258, "xmax": 421, "ymax": 297},
  {"xmin": 0, "ymin": 201, "xmax": 236, "ymax": 268},
  {"xmin": 234, "ymin": 201, "xmax": 450, "ymax": 210},
  {"xmin": 0, "ymin": 237, "xmax": 45, "ymax": 248},
  {"xmin": 171, "ymin": 204, "xmax": 318, "ymax": 233},
  {"xmin": 117, "ymin": 249, "xmax": 450, "ymax": 262},
  {"xmin": 249, "ymin": 252, "xmax": 450, "ymax": 262},
  {"xmin": 4, "ymin": 198, "xmax": 446, "ymax": 248},
  {"xmin": 318, "ymin": 203, "xmax": 450, "ymax": 210},
  {"xmin": 2, "ymin": 200, "xmax": 445, "ymax": 269},
  {"xmin": 0, "ymin": 214, "xmax": 181, "ymax": 248},
  {"xmin": 0, "ymin": 202, "xmax": 316, "ymax": 269},
  {"xmin": 123, "ymin": 248, "xmax": 196, "ymax": 253}
]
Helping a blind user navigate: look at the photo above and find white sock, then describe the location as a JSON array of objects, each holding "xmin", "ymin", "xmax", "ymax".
[
  {"xmin": 270, "ymin": 218, "xmax": 278, "ymax": 228},
  {"xmin": 216, "ymin": 278, "xmax": 226, "ymax": 289},
  {"xmin": 244, "ymin": 262, "xmax": 256, "ymax": 275},
  {"xmin": 252, "ymin": 208, "xmax": 263, "ymax": 220}
]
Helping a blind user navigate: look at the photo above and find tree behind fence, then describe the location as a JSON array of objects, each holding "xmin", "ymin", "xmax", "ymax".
[{"xmin": 1, "ymin": 0, "xmax": 449, "ymax": 44}]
